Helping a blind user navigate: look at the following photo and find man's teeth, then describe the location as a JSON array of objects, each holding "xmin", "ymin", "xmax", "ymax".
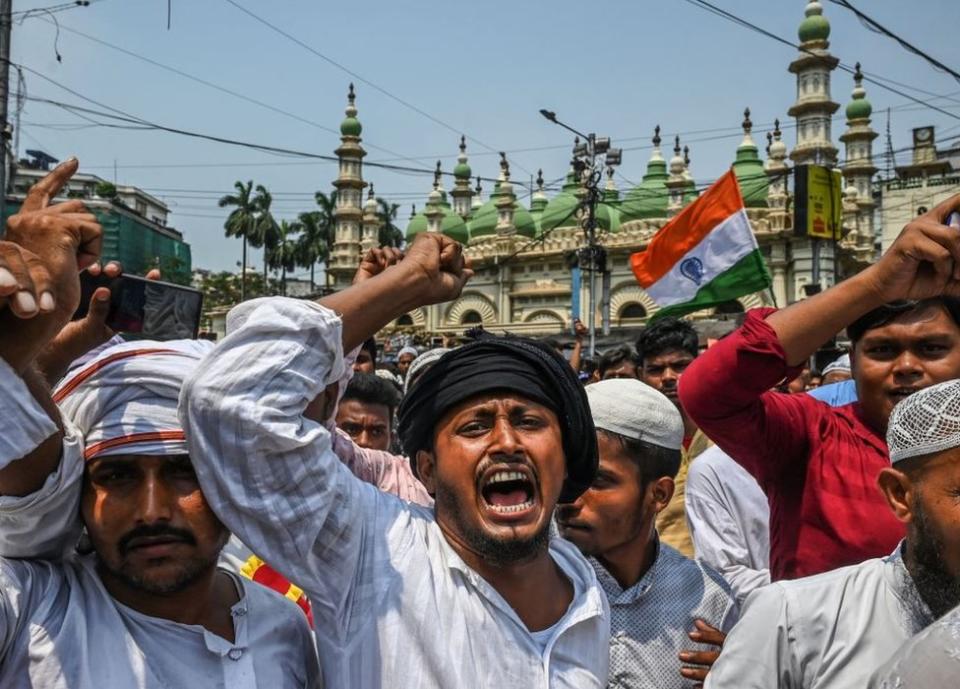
[
  {"xmin": 486, "ymin": 470, "xmax": 526, "ymax": 485},
  {"xmin": 488, "ymin": 499, "xmax": 535, "ymax": 514}
]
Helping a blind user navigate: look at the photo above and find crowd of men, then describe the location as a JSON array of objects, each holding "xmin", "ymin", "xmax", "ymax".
[{"xmin": 1, "ymin": 158, "xmax": 960, "ymax": 687}]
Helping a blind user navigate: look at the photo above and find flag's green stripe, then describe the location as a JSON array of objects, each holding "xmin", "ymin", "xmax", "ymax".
[{"xmin": 651, "ymin": 249, "xmax": 772, "ymax": 320}]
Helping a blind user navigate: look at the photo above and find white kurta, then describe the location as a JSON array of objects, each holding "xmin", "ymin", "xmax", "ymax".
[
  {"xmin": 0, "ymin": 353, "xmax": 322, "ymax": 688},
  {"xmin": 706, "ymin": 544, "xmax": 932, "ymax": 689},
  {"xmin": 0, "ymin": 555, "xmax": 320, "ymax": 689},
  {"xmin": 685, "ymin": 444, "xmax": 770, "ymax": 603},
  {"xmin": 867, "ymin": 601, "xmax": 960, "ymax": 688},
  {"xmin": 179, "ymin": 297, "xmax": 612, "ymax": 689}
]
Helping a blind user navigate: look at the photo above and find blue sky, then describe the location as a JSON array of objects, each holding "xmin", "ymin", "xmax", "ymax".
[{"xmin": 10, "ymin": 0, "xmax": 960, "ymax": 274}]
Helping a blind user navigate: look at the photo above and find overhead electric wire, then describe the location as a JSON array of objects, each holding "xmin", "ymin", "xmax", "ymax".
[
  {"xmin": 679, "ymin": 0, "xmax": 960, "ymax": 123},
  {"xmin": 220, "ymin": 0, "xmax": 535, "ymax": 176},
  {"xmin": 826, "ymin": 0, "xmax": 960, "ymax": 84}
]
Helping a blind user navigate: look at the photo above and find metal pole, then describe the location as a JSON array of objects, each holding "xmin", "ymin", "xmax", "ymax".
[
  {"xmin": 585, "ymin": 133, "xmax": 598, "ymax": 356},
  {"xmin": 0, "ymin": 0, "xmax": 12, "ymax": 236}
]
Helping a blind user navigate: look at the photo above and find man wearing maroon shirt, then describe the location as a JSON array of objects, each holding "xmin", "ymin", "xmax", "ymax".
[{"xmin": 679, "ymin": 196, "xmax": 960, "ymax": 580}]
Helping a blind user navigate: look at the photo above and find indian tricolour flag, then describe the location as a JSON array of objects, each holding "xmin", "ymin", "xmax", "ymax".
[{"xmin": 630, "ymin": 169, "xmax": 771, "ymax": 319}]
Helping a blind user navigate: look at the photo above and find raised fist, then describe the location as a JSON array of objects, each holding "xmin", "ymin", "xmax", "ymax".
[{"xmin": 400, "ymin": 233, "xmax": 473, "ymax": 306}]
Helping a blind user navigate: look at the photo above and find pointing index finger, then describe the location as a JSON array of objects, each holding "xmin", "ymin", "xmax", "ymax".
[{"xmin": 21, "ymin": 157, "xmax": 79, "ymax": 212}]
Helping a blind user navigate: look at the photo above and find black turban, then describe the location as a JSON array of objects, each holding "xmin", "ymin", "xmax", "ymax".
[{"xmin": 397, "ymin": 334, "xmax": 598, "ymax": 503}]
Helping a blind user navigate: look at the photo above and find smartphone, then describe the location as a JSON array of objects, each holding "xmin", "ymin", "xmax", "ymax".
[{"xmin": 74, "ymin": 272, "xmax": 203, "ymax": 340}]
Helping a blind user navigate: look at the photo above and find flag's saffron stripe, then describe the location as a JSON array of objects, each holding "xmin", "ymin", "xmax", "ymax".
[{"xmin": 630, "ymin": 170, "xmax": 745, "ymax": 286}]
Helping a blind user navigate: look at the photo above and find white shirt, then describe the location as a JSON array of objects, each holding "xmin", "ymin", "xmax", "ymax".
[
  {"xmin": 685, "ymin": 445, "xmax": 770, "ymax": 603},
  {"xmin": 179, "ymin": 297, "xmax": 612, "ymax": 689},
  {"xmin": 0, "ymin": 555, "xmax": 320, "ymax": 689},
  {"xmin": 868, "ymin": 602, "xmax": 960, "ymax": 688},
  {"xmin": 706, "ymin": 544, "xmax": 932, "ymax": 689}
]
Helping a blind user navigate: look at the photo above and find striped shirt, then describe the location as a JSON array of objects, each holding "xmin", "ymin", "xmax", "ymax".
[{"xmin": 180, "ymin": 297, "xmax": 611, "ymax": 689}]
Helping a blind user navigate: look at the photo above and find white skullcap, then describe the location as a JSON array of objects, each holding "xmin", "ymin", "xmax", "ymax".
[
  {"xmin": 404, "ymin": 347, "xmax": 451, "ymax": 394},
  {"xmin": 374, "ymin": 368, "xmax": 403, "ymax": 386},
  {"xmin": 822, "ymin": 353, "xmax": 851, "ymax": 376},
  {"xmin": 397, "ymin": 346, "xmax": 419, "ymax": 359},
  {"xmin": 887, "ymin": 379, "xmax": 960, "ymax": 464},
  {"xmin": 55, "ymin": 338, "xmax": 214, "ymax": 461},
  {"xmin": 585, "ymin": 378, "xmax": 684, "ymax": 450}
]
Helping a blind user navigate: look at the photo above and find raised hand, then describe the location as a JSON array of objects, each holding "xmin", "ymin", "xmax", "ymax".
[
  {"xmin": 4, "ymin": 158, "xmax": 102, "ymax": 321},
  {"xmin": 0, "ymin": 241, "xmax": 55, "ymax": 318},
  {"xmin": 400, "ymin": 233, "xmax": 473, "ymax": 306},
  {"xmin": 865, "ymin": 194, "xmax": 960, "ymax": 303}
]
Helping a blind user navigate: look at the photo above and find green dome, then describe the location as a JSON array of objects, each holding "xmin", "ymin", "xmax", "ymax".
[
  {"xmin": 620, "ymin": 159, "xmax": 669, "ymax": 222},
  {"xmin": 341, "ymin": 116, "xmax": 362, "ymax": 136},
  {"xmin": 597, "ymin": 191, "xmax": 621, "ymax": 234},
  {"xmin": 405, "ymin": 212, "xmax": 428, "ymax": 239},
  {"xmin": 454, "ymin": 161, "xmax": 472, "ymax": 179},
  {"xmin": 798, "ymin": 11, "xmax": 829, "ymax": 43},
  {"xmin": 468, "ymin": 183, "xmax": 536, "ymax": 239},
  {"xmin": 733, "ymin": 143, "xmax": 769, "ymax": 209},
  {"xmin": 846, "ymin": 97, "xmax": 872, "ymax": 120},
  {"xmin": 440, "ymin": 211, "xmax": 469, "ymax": 244}
]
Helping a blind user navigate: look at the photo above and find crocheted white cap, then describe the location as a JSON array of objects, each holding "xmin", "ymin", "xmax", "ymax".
[
  {"xmin": 887, "ymin": 379, "xmax": 960, "ymax": 464},
  {"xmin": 586, "ymin": 378, "xmax": 684, "ymax": 450}
]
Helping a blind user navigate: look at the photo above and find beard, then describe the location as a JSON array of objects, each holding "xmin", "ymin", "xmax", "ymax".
[
  {"xmin": 99, "ymin": 552, "xmax": 216, "ymax": 595},
  {"xmin": 434, "ymin": 481, "xmax": 551, "ymax": 568},
  {"xmin": 905, "ymin": 498, "xmax": 960, "ymax": 621}
]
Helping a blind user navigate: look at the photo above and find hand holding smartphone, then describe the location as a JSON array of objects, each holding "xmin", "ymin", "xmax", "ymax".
[{"xmin": 74, "ymin": 271, "xmax": 203, "ymax": 340}]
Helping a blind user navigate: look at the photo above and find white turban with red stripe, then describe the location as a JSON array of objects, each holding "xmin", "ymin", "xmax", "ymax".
[{"xmin": 54, "ymin": 339, "xmax": 214, "ymax": 461}]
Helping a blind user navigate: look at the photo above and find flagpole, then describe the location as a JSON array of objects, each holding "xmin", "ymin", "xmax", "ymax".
[{"xmin": 767, "ymin": 286, "xmax": 780, "ymax": 309}]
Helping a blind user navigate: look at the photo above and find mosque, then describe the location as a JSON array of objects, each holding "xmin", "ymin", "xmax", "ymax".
[{"xmin": 325, "ymin": 0, "xmax": 879, "ymax": 339}]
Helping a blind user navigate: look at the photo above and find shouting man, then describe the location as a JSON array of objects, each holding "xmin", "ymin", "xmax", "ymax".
[{"xmin": 180, "ymin": 234, "xmax": 611, "ymax": 688}]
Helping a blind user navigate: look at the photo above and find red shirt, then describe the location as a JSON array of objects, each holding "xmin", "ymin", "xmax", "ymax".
[{"xmin": 678, "ymin": 309, "xmax": 905, "ymax": 581}]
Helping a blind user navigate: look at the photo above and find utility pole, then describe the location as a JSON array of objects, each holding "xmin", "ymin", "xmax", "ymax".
[
  {"xmin": 539, "ymin": 110, "xmax": 621, "ymax": 356},
  {"xmin": 0, "ymin": 0, "xmax": 12, "ymax": 237}
]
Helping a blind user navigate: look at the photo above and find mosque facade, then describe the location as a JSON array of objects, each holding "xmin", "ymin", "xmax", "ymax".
[{"xmin": 325, "ymin": 0, "xmax": 879, "ymax": 338}]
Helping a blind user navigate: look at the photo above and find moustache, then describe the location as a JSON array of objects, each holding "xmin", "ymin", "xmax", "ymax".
[{"xmin": 117, "ymin": 523, "xmax": 197, "ymax": 556}]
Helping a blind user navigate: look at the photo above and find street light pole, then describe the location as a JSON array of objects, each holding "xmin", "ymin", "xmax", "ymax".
[{"xmin": 539, "ymin": 110, "xmax": 621, "ymax": 357}]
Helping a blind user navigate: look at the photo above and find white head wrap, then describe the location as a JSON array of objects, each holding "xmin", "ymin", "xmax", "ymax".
[
  {"xmin": 374, "ymin": 368, "xmax": 403, "ymax": 386},
  {"xmin": 55, "ymin": 338, "xmax": 214, "ymax": 461},
  {"xmin": 585, "ymin": 378, "xmax": 684, "ymax": 450},
  {"xmin": 404, "ymin": 347, "xmax": 451, "ymax": 394},
  {"xmin": 887, "ymin": 379, "xmax": 960, "ymax": 464},
  {"xmin": 397, "ymin": 346, "xmax": 419, "ymax": 360},
  {"xmin": 822, "ymin": 353, "xmax": 851, "ymax": 376}
]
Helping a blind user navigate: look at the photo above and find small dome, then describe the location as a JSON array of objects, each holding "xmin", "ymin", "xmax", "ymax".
[
  {"xmin": 341, "ymin": 117, "xmax": 362, "ymax": 137},
  {"xmin": 406, "ymin": 211, "xmax": 428, "ymax": 239},
  {"xmin": 621, "ymin": 126, "xmax": 671, "ymax": 222},
  {"xmin": 798, "ymin": 1, "xmax": 830, "ymax": 43},
  {"xmin": 845, "ymin": 98, "xmax": 872, "ymax": 121},
  {"xmin": 454, "ymin": 160, "xmax": 472, "ymax": 179}
]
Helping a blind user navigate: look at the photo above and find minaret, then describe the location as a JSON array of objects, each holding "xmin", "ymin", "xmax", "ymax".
[
  {"xmin": 733, "ymin": 108, "xmax": 769, "ymax": 207},
  {"xmin": 666, "ymin": 135, "xmax": 686, "ymax": 215},
  {"xmin": 530, "ymin": 168, "xmax": 548, "ymax": 216},
  {"xmin": 330, "ymin": 83, "xmax": 367, "ymax": 288},
  {"xmin": 451, "ymin": 136, "xmax": 474, "ymax": 219},
  {"xmin": 424, "ymin": 163, "xmax": 445, "ymax": 233},
  {"xmin": 788, "ymin": 0, "xmax": 840, "ymax": 166},
  {"xmin": 471, "ymin": 176, "xmax": 484, "ymax": 213},
  {"xmin": 682, "ymin": 146, "xmax": 697, "ymax": 204},
  {"xmin": 765, "ymin": 119, "xmax": 790, "ymax": 212},
  {"xmin": 765, "ymin": 119, "xmax": 792, "ymax": 306},
  {"xmin": 494, "ymin": 153, "xmax": 516, "ymax": 235},
  {"xmin": 361, "ymin": 184, "xmax": 381, "ymax": 253},
  {"xmin": 839, "ymin": 62, "xmax": 878, "ymax": 255}
]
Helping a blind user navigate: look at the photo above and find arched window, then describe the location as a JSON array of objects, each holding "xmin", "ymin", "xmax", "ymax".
[
  {"xmin": 618, "ymin": 303, "xmax": 647, "ymax": 324},
  {"xmin": 714, "ymin": 300, "xmax": 745, "ymax": 316},
  {"xmin": 461, "ymin": 310, "xmax": 483, "ymax": 325},
  {"xmin": 396, "ymin": 314, "xmax": 414, "ymax": 326}
]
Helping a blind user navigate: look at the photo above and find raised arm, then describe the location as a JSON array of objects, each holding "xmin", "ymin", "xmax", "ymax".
[{"xmin": 180, "ymin": 234, "xmax": 470, "ymax": 620}]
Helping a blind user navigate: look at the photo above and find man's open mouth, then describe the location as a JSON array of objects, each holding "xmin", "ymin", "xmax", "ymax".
[
  {"xmin": 889, "ymin": 386, "xmax": 920, "ymax": 403},
  {"xmin": 479, "ymin": 466, "xmax": 537, "ymax": 515}
]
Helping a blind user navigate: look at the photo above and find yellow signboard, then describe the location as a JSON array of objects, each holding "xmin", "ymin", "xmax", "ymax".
[{"xmin": 794, "ymin": 165, "xmax": 842, "ymax": 240}]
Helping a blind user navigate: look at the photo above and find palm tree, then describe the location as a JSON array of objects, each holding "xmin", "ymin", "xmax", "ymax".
[
  {"xmin": 376, "ymin": 197, "xmax": 404, "ymax": 248},
  {"xmin": 295, "ymin": 210, "xmax": 331, "ymax": 291},
  {"xmin": 218, "ymin": 180, "xmax": 257, "ymax": 301},
  {"xmin": 253, "ymin": 185, "xmax": 279, "ymax": 293},
  {"xmin": 314, "ymin": 190, "xmax": 338, "ymax": 288},
  {"xmin": 269, "ymin": 219, "xmax": 301, "ymax": 296}
]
